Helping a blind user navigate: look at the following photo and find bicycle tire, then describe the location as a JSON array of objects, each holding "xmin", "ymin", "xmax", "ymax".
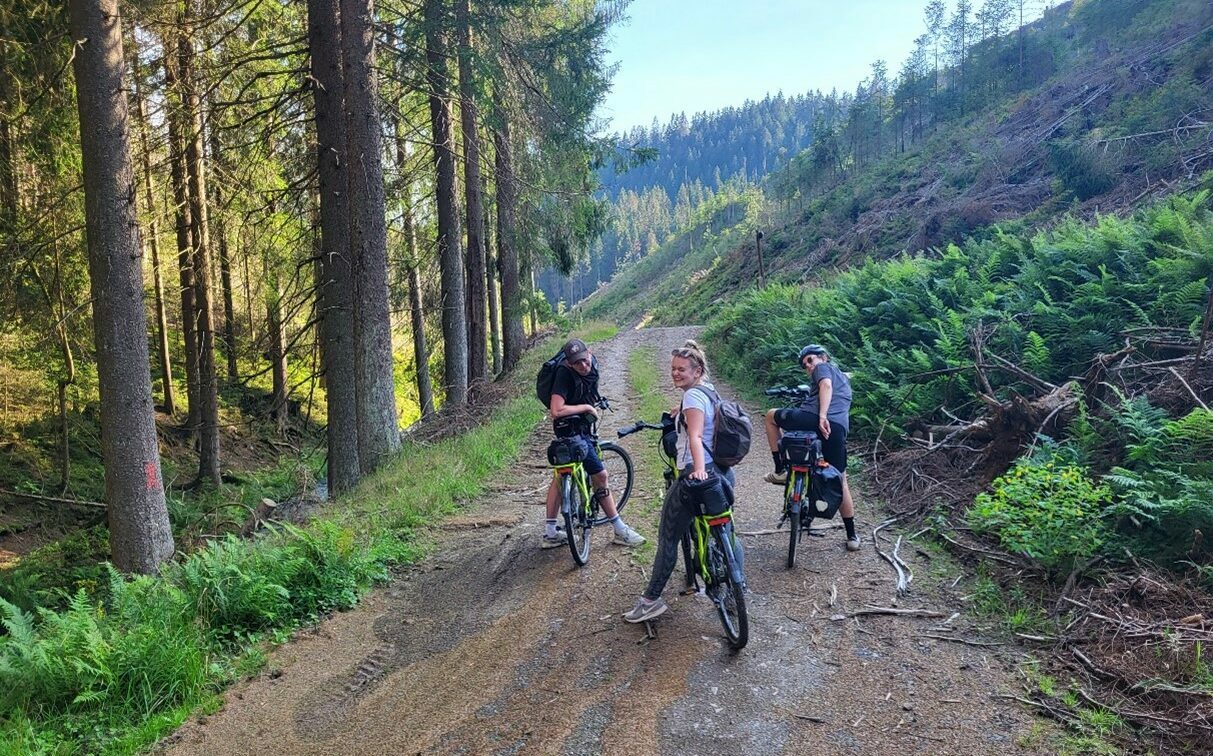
[
  {"xmin": 593, "ymin": 442, "xmax": 634, "ymax": 524},
  {"xmin": 711, "ymin": 526, "xmax": 749, "ymax": 650},
  {"xmin": 786, "ymin": 471, "xmax": 803, "ymax": 569},
  {"xmin": 562, "ymin": 475, "xmax": 591, "ymax": 566}
]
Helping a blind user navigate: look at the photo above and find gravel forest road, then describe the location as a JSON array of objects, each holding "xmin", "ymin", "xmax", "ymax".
[{"xmin": 163, "ymin": 326, "xmax": 1047, "ymax": 756}]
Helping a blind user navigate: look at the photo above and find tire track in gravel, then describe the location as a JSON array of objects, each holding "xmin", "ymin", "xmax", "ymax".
[{"xmin": 162, "ymin": 326, "xmax": 1051, "ymax": 756}]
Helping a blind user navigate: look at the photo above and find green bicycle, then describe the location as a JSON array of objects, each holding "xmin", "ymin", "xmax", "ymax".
[
  {"xmin": 547, "ymin": 398, "xmax": 635, "ymax": 566},
  {"xmin": 617, "ymin": 413, "xmax": 749, "ymax": 650}
]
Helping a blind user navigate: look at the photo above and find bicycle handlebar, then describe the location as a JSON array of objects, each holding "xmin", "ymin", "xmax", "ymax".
[
  {"xmin": 764, "ymin": 384, "xmax": 813, "ymax": 398},
  {"xmin": 616, "ymin": 421, "xmax": 665, "ymax": 438}
]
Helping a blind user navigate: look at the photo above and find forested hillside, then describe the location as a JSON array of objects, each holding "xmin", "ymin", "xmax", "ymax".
[{"xmin": 0, "ymin": 0, "xmax": 621, "ymax": 750}]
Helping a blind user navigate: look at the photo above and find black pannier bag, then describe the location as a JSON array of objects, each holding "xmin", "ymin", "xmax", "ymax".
[
  {"xmin": 552, "ymin": 415, "xmax": 587, "ymax": 439},
  {"xmin": 681, "ymin": 473, "xmax": 734, "ymax": 517},
  {"xmin": 808, "ymin": 463, "xmax": 845, "ymax": 519},
  {"xmin": 547, "ymin": 438, "xmax": 587, "ymax": 466},
  {"xmin": 780, "ymin": 431, "xmax": 820, "ymax": 466}
]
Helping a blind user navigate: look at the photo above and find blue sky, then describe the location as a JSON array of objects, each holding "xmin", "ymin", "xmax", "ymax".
[{"xmin": 599, "ymin": 0, "xmax": 932, "ymax": 134}]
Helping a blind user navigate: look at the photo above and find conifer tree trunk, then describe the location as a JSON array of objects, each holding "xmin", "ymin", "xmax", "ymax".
[
  {"xmin": 308, "ymin": 0, "xmax": 361, "ymax": 493},
  {"xmin": 67, "ymin": 0, "xmax": 175, "ymax": 573},
  {"xmin": 405, "ymin": 216, "xmax": 435, "ymax": 417},
  {"xmin": 391, "ymin": 104, "xmax": 436, "ymax": 417},
  {"xmin": 483, "ymin": 171, "xmax": 501, "ymax": 375},
  {"xmin": 164, "ymin": 52, "xmax": 200, "ymax": 434},
  {"xmin": 493, "ymin": 94, "xmax": 524, "ymax": 370},
  {"xmin": 426, "ymin": 0, "xmax": 468, "ymax": 403},
  {"xmin": 457, "ymin": 0, "xmax": 487, "ymax": 383},
  {"xmin": 265, "ymin": 260, "xmax": 288, "ymax": 433},
  {"xmin": 133, "ymin": 58, "xmax": 175, "ymax": 415},
  {"xmin": 209, "ymin": 125, "xmax": 239, "ymax": 382},
  {"xmin": 178, "ymin": 16, "xmax": 221, "ymax": 486},
  {"xmin": 341, "ymin": 0, "xmax": 400, "ymax": 469}
]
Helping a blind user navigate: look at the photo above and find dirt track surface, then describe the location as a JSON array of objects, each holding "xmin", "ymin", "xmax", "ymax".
[{"xmin": 163, "ymin": 327, "xmax": 1047, "ymax": 755}]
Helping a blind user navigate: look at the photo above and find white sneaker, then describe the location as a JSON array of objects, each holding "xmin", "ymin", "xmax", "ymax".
[
  {"xmin": 540, "ymin": 529, "xmax": 567, "ymax": 549},
  {"xmin": 612, "ymin": 525, "xmax": 646, "ymax": 547}
]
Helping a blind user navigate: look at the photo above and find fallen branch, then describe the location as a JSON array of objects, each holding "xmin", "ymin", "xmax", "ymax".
[
  {"xmin": 937, "ymin": 532, "xmax": 1022, "ymax": 565},
  {"xmin": 850, "ymin": 606, "xmax": 945, "ymax": 619},
  {"xmin": 1168, "ymin": 367, "xmax": 1209, "ymax": 411},
  {"xmin": 0, "ymin": 487, "xmax": 106, "ymax": 509},
  {"xmin": 917, "ymin": 633, "xmax": 1003, "ymax": 647},
  {"xmin": 873, "ymin": 518, "xmax": 910, "ymax": 595}
]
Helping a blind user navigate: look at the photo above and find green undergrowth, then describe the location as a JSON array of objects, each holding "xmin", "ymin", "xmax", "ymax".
[
  {"xmin": 0, "ymin": 348, "xmax": 553, "ymax": 754},
  {"xmin": 623, "ymin": 346, "xmax": 668, "ymax": 565}
]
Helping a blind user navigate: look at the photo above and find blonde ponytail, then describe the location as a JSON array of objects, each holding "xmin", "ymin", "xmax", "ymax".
[{"xmin": 671, "ymin": 339, "xmax": 709, "ymax": 377}]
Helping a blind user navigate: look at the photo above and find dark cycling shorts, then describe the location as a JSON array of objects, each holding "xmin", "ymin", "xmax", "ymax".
[
  {"xmin": 570, "ymin": 435, "xmax": 604, "ymax": 476},
  {"xmin": 773, "ymin": 409, "xmax": 848, "ymax": 473}
]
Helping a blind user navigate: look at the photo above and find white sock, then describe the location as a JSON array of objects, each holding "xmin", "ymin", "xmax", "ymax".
[
  {"xmin": 610, "ymin": 515, "xmax": 627, "ymax": 534},
  {"xmin": 545, "ymin": 519, "xmax": 558, "ymax": 537}
]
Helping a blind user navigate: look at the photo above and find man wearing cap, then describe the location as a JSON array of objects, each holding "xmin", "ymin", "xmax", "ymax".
[
  {"xmin": 543, "ymin": 338, "xmax": 645, "ymax": 548},
  {"xmin": 763, "ymin": 344, "xmax": 860, "ymax": 551}
]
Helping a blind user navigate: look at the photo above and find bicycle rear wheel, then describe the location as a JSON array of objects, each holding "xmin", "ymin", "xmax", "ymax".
[
  {"xmin": 594, "ymin": 442, "xmax": 634, "ymax": 522},
  {"xmin": 711, "ymin": 527, "xmax": 749, "ymax": 650},
  {"xmin": 786, "ymin": 472, "xmax": 804, "ymax": 569},
  {"xmin": 561, "ymin": 474, "xmax": 591, "ymax": 566}
]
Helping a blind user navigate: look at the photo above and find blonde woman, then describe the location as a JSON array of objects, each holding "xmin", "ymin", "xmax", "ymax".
[{"xmin": 623, "ymin": 340, "xmax": 745, "ymax": 623}]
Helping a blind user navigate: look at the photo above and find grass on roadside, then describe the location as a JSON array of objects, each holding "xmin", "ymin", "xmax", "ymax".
[
  {"xmin": 622, "ymin": 346, "xmax": 668, "ymax": 565},
  {"xmin": 0, "ymin": 355, "xmax": 551, "ymax": 755}
]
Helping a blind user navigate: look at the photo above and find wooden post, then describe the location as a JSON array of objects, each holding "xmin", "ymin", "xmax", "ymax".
[{"xmin": 756, "ymin": 230, "xmax": 765, "ymax": 288}]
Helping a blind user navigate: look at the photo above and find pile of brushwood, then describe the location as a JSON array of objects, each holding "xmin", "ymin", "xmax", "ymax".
[{"xmin": 708, "ymin": 190, "xmax": 1213, "ymax": 750}]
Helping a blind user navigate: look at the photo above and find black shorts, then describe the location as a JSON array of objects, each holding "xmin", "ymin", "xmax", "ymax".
[{"xmin": 773, "ymin": 408, "xmax": 848, "ymax": 473}]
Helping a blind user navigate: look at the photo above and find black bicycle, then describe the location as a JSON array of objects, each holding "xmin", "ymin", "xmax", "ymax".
[
  {"xmin": 618, "ymin": 415, "xmax": 749, "ymax": 650},
  {"xmin": 548, "ymin": 398, "xmax": 635, "ymax": 566},
  {"xmin": 765, "ymin": 385, "xmax": 831, "ymax": 569}
]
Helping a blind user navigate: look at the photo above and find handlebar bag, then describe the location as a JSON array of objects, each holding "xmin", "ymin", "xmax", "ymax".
[
  {"xmin": 547, "ymin": 438, "xmax": 587, "ymax": 466},
  {"xmin": 808, "ymin": 463, "xmax": 844, "ymax": 519}
]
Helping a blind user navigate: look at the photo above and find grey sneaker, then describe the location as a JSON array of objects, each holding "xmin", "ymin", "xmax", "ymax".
[
  {"xmin": 764, "ymin": 471, "xmax": 787, "ymax": 485},
  {"xmin": 612, "ymin": 525, "xmax": 646, "ymax": 547},
  {"xmin": 622, "ymin": 596, "xmax": 668, "ymax": 623},
  {"xmin": 541, "ymin": 529, "xmax": 567, "ymax": 549},
  {"xmin": 845, "ymin": 537, "xmax": 862, "ymax": 552}
]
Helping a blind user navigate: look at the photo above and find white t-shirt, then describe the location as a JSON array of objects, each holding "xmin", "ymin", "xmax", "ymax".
[{"xmin": 677, "ymin": 382, "xmax": 717, "ymax": 469}]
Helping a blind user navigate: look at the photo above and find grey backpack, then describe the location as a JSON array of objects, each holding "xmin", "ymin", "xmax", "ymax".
[{"xmin": 682, "ymin": 385, "xmax": 753, "ymax": 468}]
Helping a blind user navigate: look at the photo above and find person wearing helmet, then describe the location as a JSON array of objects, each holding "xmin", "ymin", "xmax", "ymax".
[{"xmin": 763, "ymin": 344, "xmax": 860, "ymax": 551}]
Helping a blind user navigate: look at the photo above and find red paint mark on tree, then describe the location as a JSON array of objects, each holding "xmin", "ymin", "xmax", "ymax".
[{"xmin": 145, "ymin": 461, "xmax": 160, "ymax": 491}]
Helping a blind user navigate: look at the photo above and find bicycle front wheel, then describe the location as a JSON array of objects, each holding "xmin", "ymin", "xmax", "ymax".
[
  {"xmin": 595, "ymin": 442, "xmax": 634, "ymax": 521},
  {"xmin": 562, "ymin": 474, "xmax": 591, "ymax": 566},
  {"xmin": 711, "ymin": 527, "xmax": 749, "ymax": 650}
]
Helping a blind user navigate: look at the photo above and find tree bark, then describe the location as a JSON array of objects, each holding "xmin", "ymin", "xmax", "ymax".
[
  {"xmin": 404, "ymin": 204, "xmax": 435, "ymax": 417},
  {"xmin": 308, "ymin": 0, "xmax": 361, "ymax": 494},
  {"xmin": 426, "ymin": 0, "xmax": 469, "ymax": 404},
  {"xmin": 178, "ymin": 8, "xmax": 221, "ymax": 486},
  {"xmin": 132, "ymin": 56, "xmax": 175, "ymax": 415},
  {"xmin": 67, "ymin": 0, "xmax": 175, "ymax": 573},
  {"xmin": 493, "ymin": 92, "xmax": 524, "ymax": 370},
  {"xmin": 483, "ymin": 170, "xmax": 501, "ymax": 375},
  {"xmin": 209, "ymin": 122, "xmax": 239, "ymax": 382},
  {"xmin": 265, "ymin": 261, "xmax": 288, "ymax": 433},
  {"xmin": 341, "ymin": 0, "xmax": 400, "ymax": 470},
  {"xmin": 456, "ymin": 0, "xmax": 487, "ymax": 383},
  {"xmin": 164, "ymin": 52, "xmax": 200, "ymax": 434}
]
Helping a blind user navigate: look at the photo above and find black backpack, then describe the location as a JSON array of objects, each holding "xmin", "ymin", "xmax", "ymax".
[
  {"xmin": 536, "ymin": 349, "xmax": 598, "ymax": 408},
  {"xmin": 680, "ymin": 385, "xmax": 753, "ymax": 468}
]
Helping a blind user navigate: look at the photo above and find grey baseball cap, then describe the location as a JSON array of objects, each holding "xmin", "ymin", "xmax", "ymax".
[{"xmin": 563, "ymin": 338, "xmax": 590, "ymax": 363}]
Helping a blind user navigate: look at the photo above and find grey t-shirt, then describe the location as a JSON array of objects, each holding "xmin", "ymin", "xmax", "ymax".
[
  {"xmin": 800, "ymin": 362, "xmax": 852, "ymax": 432},
  {"xmin": 677, "ymin": 382, "xmax": 717, "ymax": 469}
]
